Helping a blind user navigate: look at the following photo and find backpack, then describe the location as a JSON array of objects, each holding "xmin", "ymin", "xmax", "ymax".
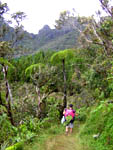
[{"xmin": 64, "ymin": 109, "xmax": 75, "ymax": 120}]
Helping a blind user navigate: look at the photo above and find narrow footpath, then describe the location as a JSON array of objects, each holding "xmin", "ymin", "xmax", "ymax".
[
  {"xmin": 45, "ymin": 130, "xmax": 89, "ymax": 150},
  {"xmin": 24, "ymin": 123, "xmax": 90, "ymax": 150}
]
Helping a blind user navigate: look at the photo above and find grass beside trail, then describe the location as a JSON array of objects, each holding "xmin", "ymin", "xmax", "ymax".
[{"xmin": 24, "ymin": 122, "xmax": 91, "ymax": 150}]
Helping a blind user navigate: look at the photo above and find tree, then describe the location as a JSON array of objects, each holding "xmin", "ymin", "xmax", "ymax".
[
  {"xmin": 0, "ymin": 41, "xmax": 12, "ymax": 57},
  {"xmin": 0, "ymin": 1, "xmax": 26, "ymax": 50},
  {"xmin": 0, "ymin": 1, "xmax": 9, "ymax": 44},
  {"xmin": 0, "ymin": 57, "xmax": 15, "ymax": 125},
  {"xmin": 0, "ymin": 1, "xmax": 26, "ymax": 125},
  {"xmin": 25, "ymin": 63, "xmax": 54, "ymax": 118},
  {"xmin": 11, "ymin": 11, "xmax": 26, "ymax": 48},
  {"xmin": 50, "ymin": 49, "xmax": 75, "ymax": 109},
  {"xmin": 99, "ymin": 0, "xmax": 113, "ymax": 19}
]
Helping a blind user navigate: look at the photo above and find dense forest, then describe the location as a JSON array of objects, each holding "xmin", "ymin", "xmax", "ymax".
[{"xmin": 0, "ymin": 0, "xmax": 113, "ymax": 150}]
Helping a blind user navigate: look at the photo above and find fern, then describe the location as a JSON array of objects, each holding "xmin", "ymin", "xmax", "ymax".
[
  {"xmin": 25, "ymin": 63, "xmax": 45, "ymax": 76},
  {"xmin": 50, "ymin": 49, "xmax": 75, "ymax": 64}
]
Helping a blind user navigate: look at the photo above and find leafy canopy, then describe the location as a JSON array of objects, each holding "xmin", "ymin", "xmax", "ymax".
[
  {"xmin": 50, "ymin": 49, "xmax": 75, "ymax": 64},
  {"xmin": 25, "ymin": 63, "xmax": 45, "ymax": 76}
]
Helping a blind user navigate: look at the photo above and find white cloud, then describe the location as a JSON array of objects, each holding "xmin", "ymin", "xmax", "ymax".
[{"xmin": 2, "ymin": 0, "xmax": 103, "ymax": 33}]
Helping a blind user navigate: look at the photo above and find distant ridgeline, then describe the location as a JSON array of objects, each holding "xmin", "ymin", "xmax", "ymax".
[{"xmin": 0, "ymin": 18, "xmax": 82, "ymax": 56}]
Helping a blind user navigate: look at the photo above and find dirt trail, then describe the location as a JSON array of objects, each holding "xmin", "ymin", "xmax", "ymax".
[
  {"xmin": 24, "ymin": 124, "xmax": 90, "ymax": 150},
  {"xmin": 45, "ymin": 130, "xmax": 88, "ymax": 150}
]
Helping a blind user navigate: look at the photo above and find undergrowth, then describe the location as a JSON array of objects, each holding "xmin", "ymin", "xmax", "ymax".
[
  {"xmin": 79, "ymin": 100, "xmax": 113, "ymax": 150},
  {"xmin": 23, "ymin": 124, "xmax": 64, "ymax": 150}
]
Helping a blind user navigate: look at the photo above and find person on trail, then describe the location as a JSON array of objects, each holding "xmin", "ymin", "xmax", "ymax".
[{"xmin": 63, "ymin": 104, "xmax": 76, "ymax": 134}]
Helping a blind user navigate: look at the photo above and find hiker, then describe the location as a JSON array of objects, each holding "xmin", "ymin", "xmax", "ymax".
[{"xmin": 63, "ymin": 104, "xmax": 76, "ymax": 134}]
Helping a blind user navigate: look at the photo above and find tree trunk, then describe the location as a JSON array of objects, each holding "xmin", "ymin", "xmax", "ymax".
[
  {"xmin": 2, "ymin": 65, "xmax": 15, "ymax": 126},
  {"xmin": 35, "ymin": 84, "xmax": 52, "ymax": 119},
  {"xmin": 36, "ymin": 85, "xmax": 41, "ymax": 117},
  {"xmin": 62, "ymin": 59, "xmax": 67, "ymax": 109},
  {"xmin": 7, "ymin": 100, "xmax": 15, "ymax": 125}
]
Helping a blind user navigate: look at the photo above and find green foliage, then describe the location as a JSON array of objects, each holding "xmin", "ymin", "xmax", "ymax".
[
  {"xmin": 50, "ymin": 49, "xmax": 74, "ymax": 64},
  {"xmin": 0, "ymin": 2, "xmax": 112, "ymax": 148},
  {"xmin": 7, "ymin": 51, "xmax": 55, "ymax": 82},
  {"xmin": 0, "ymin": 57, "xmax": 14, "ymax": 69},
  {"xmin": 0, "ymin": 105, "xmax": 7, "ymax": 113},
  {"xmin": 5, "ymin": 142, "xmax": 24, "ymax": 150},
  {"xmin": 20, "ymin": 117, "xmax": 39, "ymax": 133},
  {"xmin": 46, "ymin": 98, "xmax": 60, "ymax": 122},
  {"xmin": 25, "ymin": 63, "xmax": 45, "ymax": 77},
  {"xmin": 0, "ymin": 41, "xmax": 13, "ymax": 57},
  {"xmin": 76, "ymin": 107, "xmax": 87, "ymax": 122},
  {"xmin": 63, "ymin": 115, "xmax": 72, "ymax": 126},
  {"xmin": 0, "ymin": 114, "xmax": 14, "ymax": 144},
  {"xmin": 13, "ymin": 123, "xmax": 36, "ymax": 142},
  {"xmin": 0, "ymin": 91, "xmax": 6, "ymax": 104},
  {"xmin": 100, "ymin": 17, "xmax": 113, "ymax": 40},
  {"xmin": 80, "ymin": 101, "xmax": 113, "ymax": 150},
  {"xmin": 37, "ymin": 118, "xmax": 52, "ymax": 129}
]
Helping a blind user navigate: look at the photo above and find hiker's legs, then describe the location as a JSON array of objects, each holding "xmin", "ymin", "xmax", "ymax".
[
  {"xmin": 69, "ymin": 123, "xmax": 74, "ymax": 133},
  {"xmin": 70, "ymin": 127, "xmax": 73, "ymax": 133},
  {"xmin": 66, "ymin": 126, "xmax": 69, "ymax": 134},
  {"xmin": 66, "ymin": 123, "xmax": 74, "ymax": 134}
]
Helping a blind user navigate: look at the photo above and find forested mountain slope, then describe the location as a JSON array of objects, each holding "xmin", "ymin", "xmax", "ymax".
[{"xmin": 1, "ymin": 22, "xmax": 80, "ymax": 56}]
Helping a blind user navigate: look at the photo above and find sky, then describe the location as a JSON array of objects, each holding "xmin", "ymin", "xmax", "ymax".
[{"xmin": 1, "ymin": 0, "xmax": 109, "ymax": 34}]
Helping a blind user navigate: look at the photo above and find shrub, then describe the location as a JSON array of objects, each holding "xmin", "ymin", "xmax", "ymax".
[
  {"xmin": 76, "ymin": 107, "xmax": 87, "ymax": 122},
  {"xmin": 80, "ymin": 101, "xmax": 113, "ymax": 150},
  {"xmin": 0, "ymin": 114, "xmax": 14, "ymax": 144}
]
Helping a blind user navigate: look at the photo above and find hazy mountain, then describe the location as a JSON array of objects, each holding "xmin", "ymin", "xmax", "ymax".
[{"xmin": 0, "ymin": 20, "xmax": 81, "ymax": 56}]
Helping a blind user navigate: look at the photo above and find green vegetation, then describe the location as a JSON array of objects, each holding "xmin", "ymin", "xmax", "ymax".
[
  {"xmin": 0, "ymin": 0, "xmax": 113, "ymax": 150},
  {"xmin": 80, "ymin": 101, "xmax": 113, "ymax": 150}
]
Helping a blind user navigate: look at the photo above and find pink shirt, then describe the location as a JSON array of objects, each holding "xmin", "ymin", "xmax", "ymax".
[{"xmin": 64, "ymin": 108, "xmax": 75, "ymax": 119}]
